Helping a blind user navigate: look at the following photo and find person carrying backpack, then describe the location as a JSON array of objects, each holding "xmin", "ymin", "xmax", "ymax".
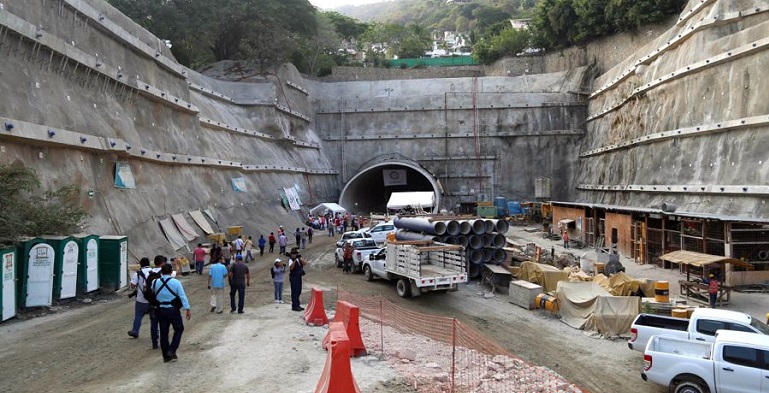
[
  {"xmin": 127, "ymin": 257, "xmax": 154, "ymax": 340},
  {"xmin": 141, "ymin": 255, "xmax": 176, "ymax": 349},
  {"xmin": 152, "ymin": 262, "xmax": 191, "ymax": 363}
]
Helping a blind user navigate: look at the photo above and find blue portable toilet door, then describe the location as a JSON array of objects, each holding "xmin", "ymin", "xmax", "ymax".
[
  {"xmin": 2, "ymin": 252, "xmax": 15, "ymax": 321},
  {"xmin": 85, "ymin": 239, "xmax": 99, "ymax": 292},
  {"xmin": 60, "ymin": 241, "xmax": 79, "ymax": 299},
  {"xmin": 27, "ymin": 243, "xmax": 54, "ymax": 307}
]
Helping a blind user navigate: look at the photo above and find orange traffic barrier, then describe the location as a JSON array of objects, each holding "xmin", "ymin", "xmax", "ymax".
[
  {"xmin": 315, "ymin": 322, "xmax": 361, "ymax": 393},
  {"xmin": 324, "ymin": 300, "xmax": 367, "ymax": 357},
  {"xmin": 304, "ymin": 287, "xmax": 329, "ymax": 326}
]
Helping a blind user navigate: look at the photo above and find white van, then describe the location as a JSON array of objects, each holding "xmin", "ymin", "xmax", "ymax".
[{"xmin": 366, "ymin": 221, "xmax": 396, "ymax": 244}]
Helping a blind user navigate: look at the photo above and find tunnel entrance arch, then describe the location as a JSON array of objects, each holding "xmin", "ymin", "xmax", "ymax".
[{"xmin": 339, "ymin": 161, "xmax": 442, "ymax": 215}]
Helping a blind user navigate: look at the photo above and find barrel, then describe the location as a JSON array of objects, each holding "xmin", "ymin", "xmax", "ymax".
[
  {"xmin": 672, "ymin": 308, "xmax": 688, "ymax": 318},
  {"xmin": 655, "ymin": 281, "xmax": 670, "ymax": 303},
  {"xmin": 536, "ymin": 293, "xmax": 558, "ymax": 313}
]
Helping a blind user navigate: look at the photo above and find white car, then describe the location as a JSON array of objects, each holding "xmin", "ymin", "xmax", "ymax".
[
  {"xmin": 366, "ymin": 222, "xmax": 396, "ymax": 244},
  {"xmin": 335, "ymin": 229, "xmax": 370, "ymax": 249}
]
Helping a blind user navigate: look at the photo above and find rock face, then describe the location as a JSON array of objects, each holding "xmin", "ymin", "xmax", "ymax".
[
  {"xmin": 576, "ymin": 0, "xmax": 769, "ymax": 218},
  {"xmin": 0, "ymin": 0, "xmax": 765, "ymax": 258}
]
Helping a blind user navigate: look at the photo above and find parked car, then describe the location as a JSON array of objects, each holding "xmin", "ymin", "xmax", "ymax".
[
  {"xmin": 334, "ymin": 238, "xmax": 379, "ymax": 271},
  {"xmin": 642, "ymin": 330, "xmax": 769, "ymax": 393},
  {"xmin": 335, "ymin": 229, "xmax": 370, "ymax": 249},
  {"xmin": 365, "ymin": 221, "xmax": 396, "ymax": 244},
  {"xmin": 628, "ymin": 308, "xmax": 769, "ymax": 353}
]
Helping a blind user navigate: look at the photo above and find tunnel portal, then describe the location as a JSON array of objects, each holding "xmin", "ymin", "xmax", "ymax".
[{"xmin": 339, "ymin": 162, "xmax": 442, "ymax": 215}]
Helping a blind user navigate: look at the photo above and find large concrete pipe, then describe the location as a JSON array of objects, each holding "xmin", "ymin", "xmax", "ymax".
[
  {"xmin": 443, "ymin": 236, "xmax": 458, "ymax": 245},
  {"xmin": 468, "ymin": 219, "xmax": 486, "ymax": 235},
  {"xmin": 395, "ymin": 229, "xmax": 440, "ymax": 242},
  {"xmin": 482, "ymin": 234, "xmax": 493, "ymax": 248},
  {"xmin": 484, "ymin": 220, "xmax": 495, "ymax": 234},
  {"xmin": 468, "ymin": 235, "xmax": 483, "ymax": 249},
  {"xmin": 443, "ymin": 220, "xmax": 460, "ymax": 236},
  {"xmin": 486, "ymin": 233, "xmax": 505, "ymax": 248},
  {"xmin": 492, "ymin": 249, "xmax": 506, "ymax": 265},
  {"xmin": 394, "ymin": 217, "xmax": 447, "ymax": 236},
  {"xmin": 468, "ymin": 249, "xmax": 483, "ymax": 265},
  {"xmin": 459, "ymin": 221, "xmax": 472, "ymax": 235},
  {"xmin": 661, "ymin": 203, "xmax": 678, "ymax": 212},
  {"xmin": 468, "ymin": 263, "xmax": 482, "ymax": 279},
  {"xmin": 482, "ymin": 248, "xmax": 493, "ymax": 263},
  {"xmin": 457, "ymin": 235, "xmax": 469, "ymax": 248},
  {"xmin": 489, "ymin": 219, "xmax": 510, "ymax": 235}
]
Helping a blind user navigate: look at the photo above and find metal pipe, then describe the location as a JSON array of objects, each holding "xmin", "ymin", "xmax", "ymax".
[
  {"xmin": 443, "ymin": 220, "xmax": 460, "ymax": 236},
  {"xmin": 459, "ymin": 220, "xmax": 471, "ymax": 235},
  {"xmin": 468, "ymin": 219, "xmax": 486, "ymax": 235},
  {"xmin": 394, "ymin": 217, "xmax": 447, "ymax": 236},
  {"xmin": 468, "ymin": 235, "xmax": 483, "ymax": 249},
  {"xmin": 489, "ymin": 219, "xmax": 509, "ymax": 234}
]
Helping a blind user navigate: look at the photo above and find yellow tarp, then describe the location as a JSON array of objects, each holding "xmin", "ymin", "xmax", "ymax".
[
  {"xmin": 518, "ymin": 261, "xmax": 570, "ymax": 292},
  {"xmin": 592, "ymin": 272, "xmax": 655, "ymax": 297},
  {"xmin": 557, "ymin": 281, "xmax": 641, "ymax": 338}
]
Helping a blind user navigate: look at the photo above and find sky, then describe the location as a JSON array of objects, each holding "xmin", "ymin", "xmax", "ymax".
[{"xmin": 310, "ymin": 0, "xmax": 385, "ymax": 11}]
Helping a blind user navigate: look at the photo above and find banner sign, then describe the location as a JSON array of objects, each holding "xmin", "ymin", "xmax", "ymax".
[
  {"xmin": 114, "ymin": 161, "xmax": 135, "ymax": 189},
  {"xmin": 283, "ymin": 187, "xmax": 301, "ymax": 211},
  {"xmin": 383, "ymin": 169, "xmax": 407, "ymax": 186},
  {"xmin": 231, "ymin": 177, "xmax": 247, "ymax": 192}
]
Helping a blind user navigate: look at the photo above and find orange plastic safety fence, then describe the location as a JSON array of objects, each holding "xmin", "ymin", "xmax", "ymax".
[{"xmin": 338, "ymin": 290, "xmax": 586, "ymax": 393}]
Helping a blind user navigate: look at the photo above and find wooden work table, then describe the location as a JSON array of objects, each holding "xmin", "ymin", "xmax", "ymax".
[{"xmin": 678, "ymin": 280, "xmax": 732, "ymax": 307}]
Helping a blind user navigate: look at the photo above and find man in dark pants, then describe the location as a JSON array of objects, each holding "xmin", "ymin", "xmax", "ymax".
[
  {"xmin": 228, "ymin": 255, "xmax": 250, "ymax": 314},
  {"xmin": 288, "ymin": 250, "xmax": 305, "ymax": 311},
  {"xmin": 152, "ymin": 263, "xmax": 191, "ymax": 362}
]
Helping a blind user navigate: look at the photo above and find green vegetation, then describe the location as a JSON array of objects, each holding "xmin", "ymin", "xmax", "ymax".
[
  {"xmin": 0, "ymin": 165, "xmax": 87, "ymax": 243},
  {"xmin": 107, "ymin": 0, "xmax": 686, "ymax": 71}
]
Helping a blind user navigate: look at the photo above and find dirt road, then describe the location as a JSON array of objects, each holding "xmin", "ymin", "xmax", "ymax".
[{"xmin": 0, "ymin": 230, "xmax": 676, "ymax": 393}]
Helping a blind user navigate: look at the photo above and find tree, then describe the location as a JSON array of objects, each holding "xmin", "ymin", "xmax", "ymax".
[
  {"xmin": 296, "ymin": 13, "xmax": 342, "ymax": 76},
  {"xmin": 0, "ymin": 165, "xmax": 87, "ymax": 243},
  {"xmin": 572, "ymin": 0, "xmax": 611, "ymax": 43}
]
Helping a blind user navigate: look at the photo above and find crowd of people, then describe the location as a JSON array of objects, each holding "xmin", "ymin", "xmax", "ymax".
[{"xmin": 127, "ymin": 224, "xmax": 316, "ymax": 363}]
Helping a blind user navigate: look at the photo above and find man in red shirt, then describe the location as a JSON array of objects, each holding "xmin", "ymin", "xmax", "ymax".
[{"xmin": 192, "ymin": 243, "xmax": 207, "ymax": 275}]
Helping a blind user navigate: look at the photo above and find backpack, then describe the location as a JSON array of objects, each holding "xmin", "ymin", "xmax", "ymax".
[
  {"xmin": 142, "ymin": 269, "xmax": 163, "ymax": 306},
  {"xmin": 151, "ymin": 277, "xmax": 183, "ymax": 309}
]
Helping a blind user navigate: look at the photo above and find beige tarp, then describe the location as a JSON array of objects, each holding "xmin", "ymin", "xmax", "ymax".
[
  {"xmin": 518, "ymin": 261, "xmax": 570, "ymax": 292},
  {"xmin": 172, "ymin": 214, "xmax": 199, "ymax": 241},
  {"xmin": 592, "ymin": 272, "xmax": 655, "ymax": 297},
  {"xmin": 556, "ymin": 281, "xmax": 641, "ymax": 338},
  {"xmin": 189, "ymin": 210, "xmax": 214, "ymax": 234},
  {"xmin": 159, "ymin": 218, "xmax": 188, "ymax": 251}
]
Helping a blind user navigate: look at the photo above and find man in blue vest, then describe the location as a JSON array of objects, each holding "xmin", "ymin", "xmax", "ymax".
[{"xmin": 152, "ymin": 263, "xmax": 192, "ymax": 362}]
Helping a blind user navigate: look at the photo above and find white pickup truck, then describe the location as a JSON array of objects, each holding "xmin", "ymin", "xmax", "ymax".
[
  {"xmin": 334, "ymin": 238, "xmax": 380, "ymax": 272},
  {"xmin": 628, "ymin": 308, "xmax": 769, "ymax": 352},
  {"xmin": 361, "ymin": 240, "xmax": 467, "ymax": 297},
  {"xmin": 642, "ymin": 330, "xmax": 769, "ymax": 393}
]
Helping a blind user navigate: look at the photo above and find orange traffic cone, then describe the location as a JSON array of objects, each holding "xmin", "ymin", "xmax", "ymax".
[
  {"xmin": 304, "ymin": 287, "xmax": 329, "ymax": 326},
  {"xmin": 315, "ymin": 322, "xmax": 361, "ymax": 393}
]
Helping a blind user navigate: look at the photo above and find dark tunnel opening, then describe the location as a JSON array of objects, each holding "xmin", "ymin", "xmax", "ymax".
[{"xmin": 339, "ymin": 163, "xmax": 441, "ymax": 215}]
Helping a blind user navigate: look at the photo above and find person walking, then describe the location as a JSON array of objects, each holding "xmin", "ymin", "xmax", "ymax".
[
  {"xmin": 278, "ymin": 232, "xmax": 288, "ymax": 255},
  {"xmin": 294, "ymin": 228, "xmax": 301, "ymax": 248},
  {"xmin": 268, "ymin": 232, "xmax": 276, "ymax": 253},
  {"xmin": 152, "ymin": 263, "xmax": 191, "ymax": 363},
  {"xmin": 307, "ymin": 227, "xmax": 313, "ymax": 244},
  {"xmin": 244, "ymin": 236, "xmax": 254, "ymax": 263},
  {"xmin": 233, "ymin": 235, "xmax": 244, "ymax": 259},
  {"xmin": 209, "ymin": 243, "xmax": 221, "ymax": 267},
  {"xmin": 288, "ymin": 250, "xmax": 305, "ymax": 312},
  {"xmin": 300, "ymin": 228, "xmax": 308, "ymax": 249},
  {"xmin": 706, "ymin": 273, "xmax": 720, "ymax": 308},
  {"xmin": 342, "ymin": 242, "xmax": 354, "ymax": 273},
  {"xmin": 328, "ymin": 218, "xmax": 335, "ymax": 236},
  {"xmin": 146, "ymin": 255, "xmax": 177, "ymax": 349},
  {"xmin": 207, "ymin": 257, "xmax": 228, "ymax": 313},
  {"xmin": 272, "ymin": 258, "xmax": 285, "ymax": 304},
  {"xmin": 228, "ymin": 256, "xmax": 250, "ymax": 314},
  {"xmin": 562, "ymin": 231, "xmax": 570, "ymax": 249},
  {"xmin": 258, "ymin": 235, "xmax": 266, "ymax": 256},
  {"xmin": 192, "ymin": 243, "xmax": 207, "ymax": 275},
  {"xmin": 222, "ymin": 241, "xmax": 232, "ymax": 268},
  {"xmin": 127, "ymin": 257, "xmax": 153, "ymax": 340}
]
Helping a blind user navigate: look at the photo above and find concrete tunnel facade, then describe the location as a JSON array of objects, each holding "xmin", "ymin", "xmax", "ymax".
[{"xmin": 338, "ymin": 161, "xmax": 443, "ymax": 215}]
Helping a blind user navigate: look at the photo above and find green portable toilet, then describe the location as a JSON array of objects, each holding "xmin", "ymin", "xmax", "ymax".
[
  {"xmin": 1, "ymin": 247, "xmax": 16, "ymax": 321},
  {"xmin": 73, "ymin": 234, "xmax": 99, "ymax": 294},
  {"xmin": 41, "ymin": 236, "xmax": 79, "ymax": 300},
  {"xmin": 98, "ymin": 235, "xmax": 128, "ymax": 291},
  {"xmin": 17, "ymin": 238, "xmax": 55, "ymax": 308}
]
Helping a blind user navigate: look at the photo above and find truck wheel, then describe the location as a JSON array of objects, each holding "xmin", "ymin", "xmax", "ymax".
[
  {"xmin": 335, "ymin": 254, "xmax": 341, "ymax": 268},
  {"xmin": 396, "ymin": 278, "xmax": 412, "ymax": 298},
  {"xmin": 674, "ymin": 378, "xmax": 709, "ymax": 393},
  {"xmin": 363, "ymin": 265, "xmax": 374, "ymax": 282}
]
